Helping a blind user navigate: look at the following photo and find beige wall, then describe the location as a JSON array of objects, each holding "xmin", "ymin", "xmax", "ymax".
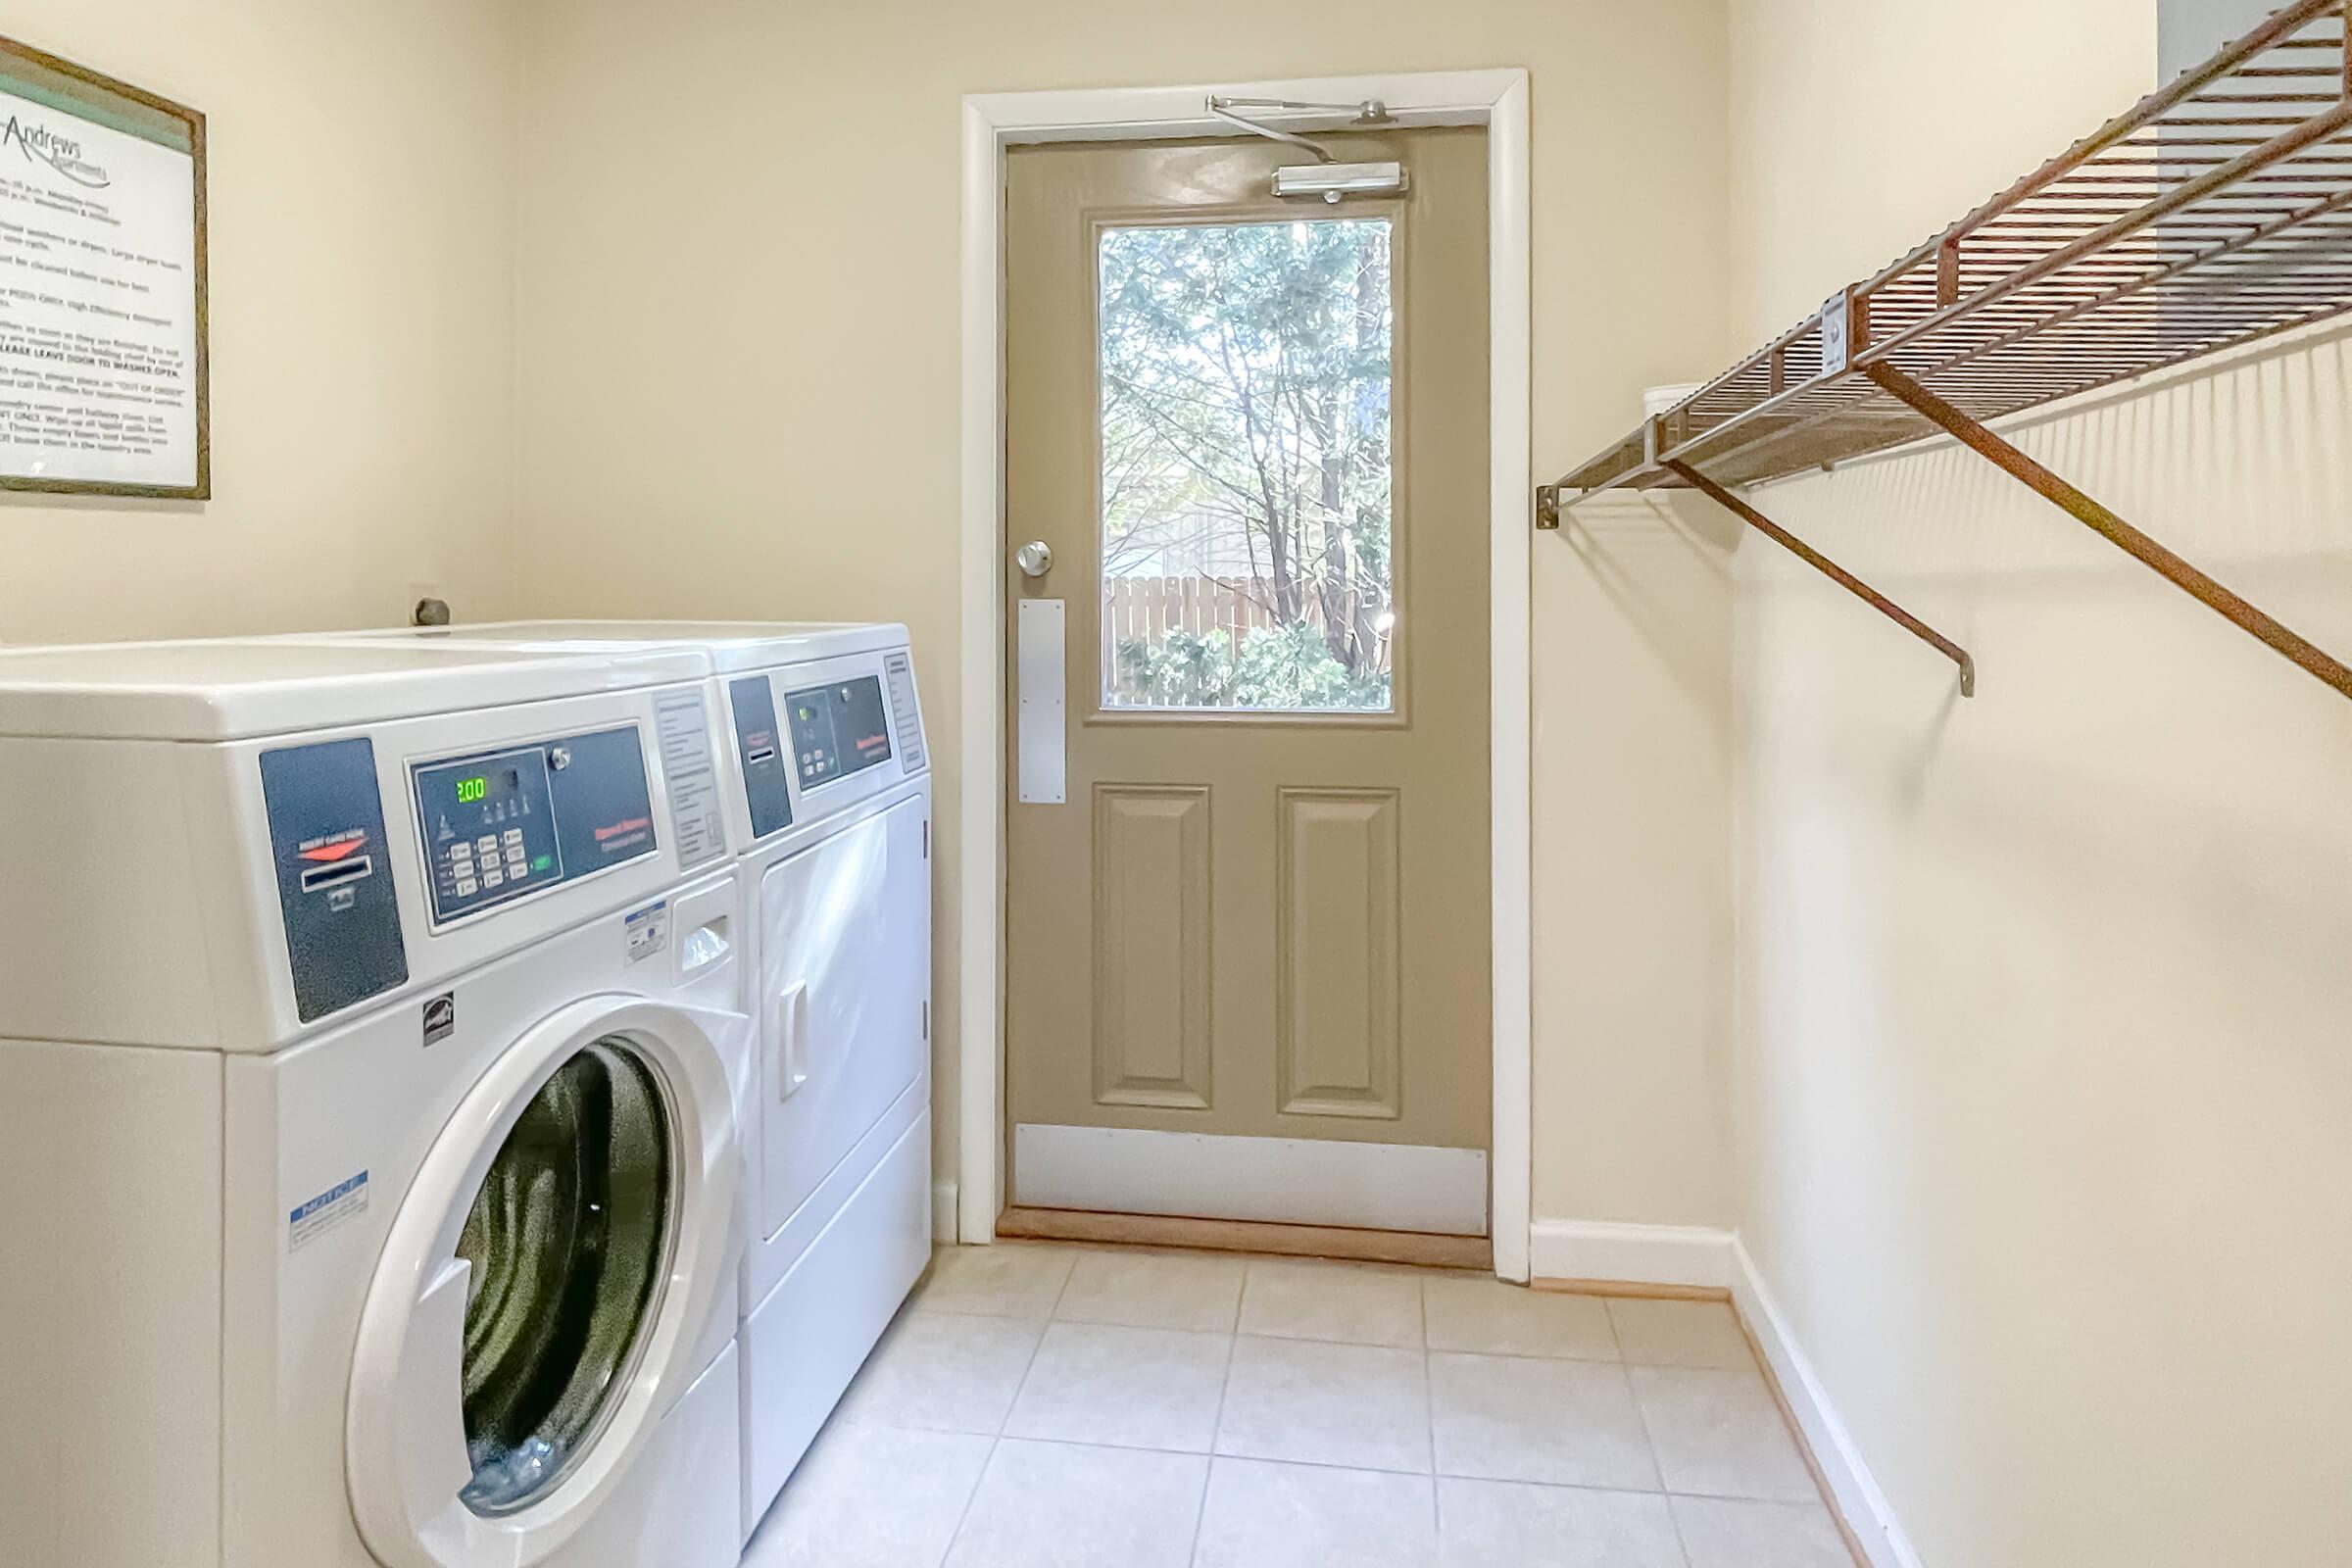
[
  {"xmin": 0, "ymin": 0, "xmax": 523, "ymax": 644},
  {"xmin": 1728, "ymin": 3, "xmax": 2352, "ymax": 1563},
  {"xmin": 512, "ymin": 0, "xmax": 1741, "ymax": 1231},
  {"xmin": 1729, "ymin": 0, "xmax": 2154, "ymax": 346}
]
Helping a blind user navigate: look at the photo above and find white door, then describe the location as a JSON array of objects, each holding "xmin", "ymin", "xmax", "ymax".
[{"xmin": 345, "ymin": 996, "xmax": 743, "ymax": 1568}]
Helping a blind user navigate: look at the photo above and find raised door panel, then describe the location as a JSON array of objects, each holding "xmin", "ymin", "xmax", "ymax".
[
  {"xmin": 1276, "ymin": 788, "xmax": 1401, "ymax": 1120},
  {"xmin": 1090, "ymin": 784, "xmax": 1212, "ymax": 1109}
]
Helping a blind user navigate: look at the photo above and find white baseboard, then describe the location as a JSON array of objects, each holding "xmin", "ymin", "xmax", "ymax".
[
  {"xmin": 1527, "ymin": 1218, "xmax": 1734, "ymax": 1289},
  {"xmin": 931, "ymin": 1179, "xmax": 959, "ymax": 1243},
  {"xmin": 1731, "ymin": 1236, "xmax": 1922, "ymax": 1568}
]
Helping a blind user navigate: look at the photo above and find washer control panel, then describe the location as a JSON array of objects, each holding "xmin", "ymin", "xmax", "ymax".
[{"xmin": 412, "ymin": 725, "xmax": 659, "ymax": 925}]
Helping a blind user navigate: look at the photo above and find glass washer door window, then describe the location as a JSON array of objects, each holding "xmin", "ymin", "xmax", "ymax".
[
  {"xmin": 1099, "ymin": 217, "xmax": 1396, "ymax": 713},
  {"xmin": 456, "ymin": 1038, "xmax": 672, "ymax": 1515}
]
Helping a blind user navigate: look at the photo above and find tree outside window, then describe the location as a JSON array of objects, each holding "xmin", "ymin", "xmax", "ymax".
[{"xmin": 1099, "ymin": 219, "xmax": 1396, "ymax": 711}]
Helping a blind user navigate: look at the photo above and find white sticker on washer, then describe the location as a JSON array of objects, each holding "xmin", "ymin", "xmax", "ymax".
[
  {"xmin": 624, "ymin": 899, "xmax": 669, "ymax": 964},
  {"xmin": 653, "ymin": 688, "xmax": 728, "ymax": 871},
  {"xmin": 288, "ymin": 1170, "xmax": 369, "ymax": 1252}
]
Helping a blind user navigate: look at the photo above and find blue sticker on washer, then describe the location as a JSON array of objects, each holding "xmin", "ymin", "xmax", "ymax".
[
  {"xmin": 624, "ymin": 899, "xmax": 669, "ymax": 964},
  {"xmin": 289, "ymin": 1170, "xmax": 369, "ymax": 1251}
]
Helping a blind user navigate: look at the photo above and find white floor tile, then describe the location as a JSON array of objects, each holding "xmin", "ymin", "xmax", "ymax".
[
  {"xmin": 914, "ymin": 1243, "xmax": 1078, "ymax": 1320},
  {"xmin": 836, "ymin": 1312, "xmax": 1045, "ymax": 1435},
  {"xmin": 1423, "ymin": 1278, "xmax": 1618, "ymax": 1361},
  {"xmin": 1003, "ymin": 1322, "xmax": 1231, "ymax": 1451},
  {"xmin": 1674, "ymin": 1495, "xmax": 1857, "ymax": 1567},
  {"xmin": 1238, "ymin": 1258, "xmax": 1424, "ymax": 1348},
  {"xmin": 1630, "ymin": 1366, "xmax": 1818, "ymax": 1501},
  {"xmin": 761, "ymin": 1247, "xmax": 1849, "ymax": 1568},
  {"xmin": 942, "ymin": 1439, "xmax": 1206, "ymax": 1568},
  {"xmin": 1429, "ymin": 1351, "xmax": 1660, "ymax": 1492},
  {"xmin": 1054, "ymin": 1249, "xmax": 1247, "ymax": 1333},
  {"xmin": 1214, "ymin": 1335, "xmax": 1432, "ymax": 1473},
  {"xmin": 742, "ymin": 1422, "xmax": 991, "ymax": 1568},
  {"xmin": 1192, "ymin": 1457, "xmax": 1438, "ymax": 1568},
  {"xmin": 1437, "ymin": 1477, "xmax": 1686, "ymax": 1568},
  {"xmin": 1606, "ymin": 1298, "xmax": 1755, "ymax": 1370}
]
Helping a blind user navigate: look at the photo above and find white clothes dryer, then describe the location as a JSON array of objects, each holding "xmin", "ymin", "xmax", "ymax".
[
  {"xmin": 0, "ymin": 638, "xmax": 753, "ymax": 1568},
  {"xmin": 308, "ymin": 621, "xmax": 935, "ymax": 1539}
]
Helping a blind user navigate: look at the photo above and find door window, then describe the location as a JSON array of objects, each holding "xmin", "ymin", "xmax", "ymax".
[
  {"xmin": 455, "ymin": 1039, "xmax": 672, "ymax": 1515},
  {"xmin": 1099, "ymin": 217, "xmax": 1396, "ymax": 713}
]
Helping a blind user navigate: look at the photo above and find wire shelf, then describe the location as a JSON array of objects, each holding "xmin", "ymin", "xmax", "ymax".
[{"xmin": 1551, "ymin": 0, "xmax": 2352, "ymax": 500}]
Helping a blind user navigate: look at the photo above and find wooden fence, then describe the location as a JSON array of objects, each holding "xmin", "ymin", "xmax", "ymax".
[{"xmin": 1103, "ymin": 575, "xmax": 1282, "ymax": 649}]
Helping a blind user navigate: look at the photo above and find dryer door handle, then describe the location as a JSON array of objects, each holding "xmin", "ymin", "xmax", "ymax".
[{"xmin": 773, "ymin": 980, "xmax": 811, "ymax": 1101}]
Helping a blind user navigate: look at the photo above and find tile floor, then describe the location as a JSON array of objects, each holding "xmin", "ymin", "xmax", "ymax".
[{"xmin": 740, "ymin": 1243, "xmax": 1859, "ymax": 1568}]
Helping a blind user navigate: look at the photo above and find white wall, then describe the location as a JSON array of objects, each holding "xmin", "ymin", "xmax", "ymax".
[
  {"xmin": 1728, "ymin": 4, "xmax": 2352, "ymax": 1563},
  {"xmin": 0, "ymin": 1, "xmax": 523, "ymax": 643},
  {"xmin": 512, "ymin": 0, "xmax": 1741, "ymax": 1237}
]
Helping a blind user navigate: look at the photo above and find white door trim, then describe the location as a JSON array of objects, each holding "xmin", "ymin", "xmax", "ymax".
[{"xmin": 956, "ymin": 69, "xmax": 1534, "ymax": 1281}]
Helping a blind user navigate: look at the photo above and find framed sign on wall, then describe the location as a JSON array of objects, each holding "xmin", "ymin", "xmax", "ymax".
[{"xmin": 0, "ymin": 37, "xmax": 206, "ymax": 499}]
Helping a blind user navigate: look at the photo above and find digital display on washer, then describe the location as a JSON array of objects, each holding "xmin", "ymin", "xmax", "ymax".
[
  {"xmin": 785, "ymin": 675, "xmax": 893, "ymax": 791},
  {"xmin": 411, "ymin": 725, "xmax": 658, "ymax": 924}
]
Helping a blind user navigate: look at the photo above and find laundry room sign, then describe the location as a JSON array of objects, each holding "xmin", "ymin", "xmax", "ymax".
[{"xmin": 0, "ymin": 36, "xmax": 206, "ymax": 497}]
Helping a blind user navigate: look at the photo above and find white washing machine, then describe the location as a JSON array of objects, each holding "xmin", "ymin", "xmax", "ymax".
[
  {"xmin": 0, "ymin": 638, "xmax": 755, "ymax": 1568},
  {"xmin": 307, "ymin": 621, "xmax": 936, "ymax": 1540}
]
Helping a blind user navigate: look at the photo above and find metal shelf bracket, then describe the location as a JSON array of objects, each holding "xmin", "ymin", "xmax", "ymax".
[
  {"xmin": 1863, "ymin": 364, "xmax": 2352, "ymax": 702},
  {"xmin": 1662, "ymin": 460, "xmax": 1977, "ymax": 698},
  {"xmin": 1534, "ymin": 484, "xmax": 1562, "ymax": 531}
]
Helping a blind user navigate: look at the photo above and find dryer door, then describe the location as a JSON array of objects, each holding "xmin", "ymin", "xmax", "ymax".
[
  {"xmin": 346, "ymin": 996, "xmax": 745, "ymax": 1568},
  {"xmin": 755, "ymin": 794, "xmax": 930, "ymax": 1250}
]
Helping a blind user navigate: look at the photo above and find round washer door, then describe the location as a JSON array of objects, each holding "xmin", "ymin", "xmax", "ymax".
[{"xmin": 346, "ymin": 995, "xmax": 743, "ymax": 1568}]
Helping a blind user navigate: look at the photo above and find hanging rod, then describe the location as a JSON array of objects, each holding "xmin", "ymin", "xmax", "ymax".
[
  {"xmin": 1662, "ymin": 460, "xmax": 1975, "ymax": 697},
  {"xmin": 1535, "ymin": 0, "xmax": 2352, "ymax": 704}
]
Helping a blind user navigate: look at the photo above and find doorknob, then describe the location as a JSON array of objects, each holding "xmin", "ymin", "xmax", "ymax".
[{"xmin": 1014, "ymin": 540, "xmax": 1054, "ymax": 578}]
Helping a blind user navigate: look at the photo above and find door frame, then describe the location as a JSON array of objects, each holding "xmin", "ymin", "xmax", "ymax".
[{"xmin": 956, "ymin": 69, "xmax": 1533, "ymax": 1281}]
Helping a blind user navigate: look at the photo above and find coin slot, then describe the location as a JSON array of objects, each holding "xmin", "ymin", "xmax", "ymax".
[{"xmin": 299, "ymin": 856, "xmax": 374, "ymax": 894}]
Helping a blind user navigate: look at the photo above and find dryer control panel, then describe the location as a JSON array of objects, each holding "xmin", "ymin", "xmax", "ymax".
[
  {"xmin": 785, "ymin": 675, "xmax": 893, "ymax": 790},
  {"xmin": 412, "ymin": 724, "xmax": 659, "ymax": 925}
]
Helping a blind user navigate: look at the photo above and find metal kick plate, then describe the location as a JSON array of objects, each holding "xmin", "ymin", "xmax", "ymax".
[{"xmin": 1017, "ymin": 598, "xmax": 1067, "ymax": 805}]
